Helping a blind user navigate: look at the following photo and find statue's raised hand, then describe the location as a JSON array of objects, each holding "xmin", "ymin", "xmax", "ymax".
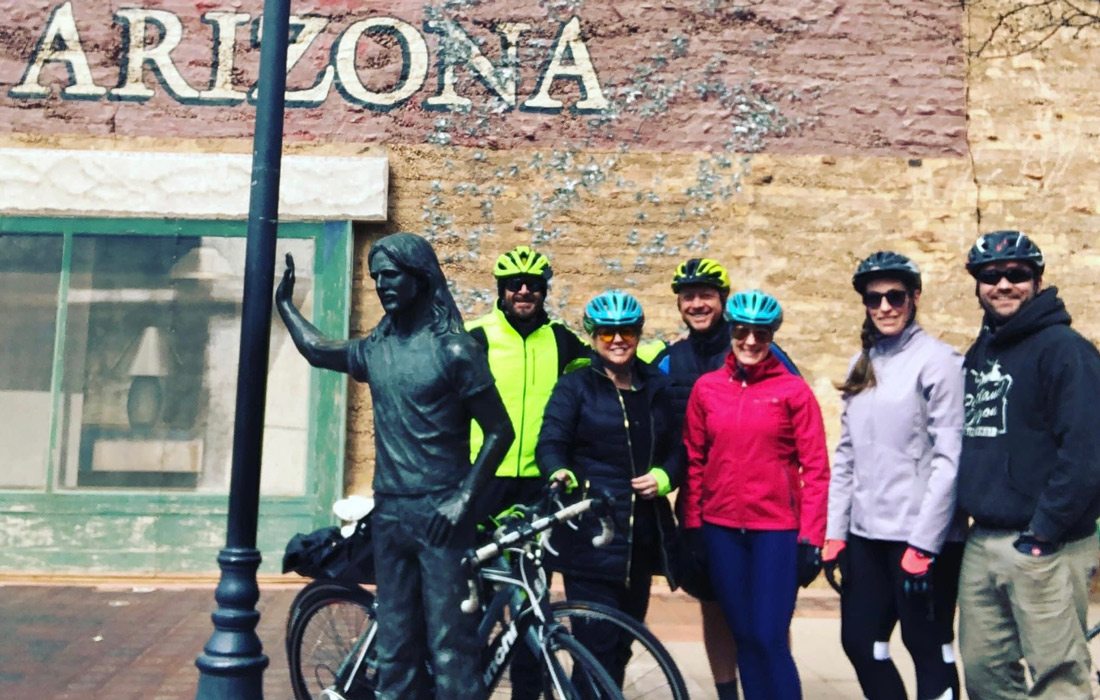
[{"xmin": 276, "ymin": 252, "xmax": 296, "ymax": 303}]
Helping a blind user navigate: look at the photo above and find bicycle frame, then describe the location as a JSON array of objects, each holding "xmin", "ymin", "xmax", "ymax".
[
  {"xmin": 322, "ymin": 491, "xmax": 614, "ymax": 699},
  {"xmin": 477, "ymin": 544, "xmax": 561, "ymax": 691},
  {"xmin": 327, "ymin": 521, "xmax": 590, "ymax": 697}
]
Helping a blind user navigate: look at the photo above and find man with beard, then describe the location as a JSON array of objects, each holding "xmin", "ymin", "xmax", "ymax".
[
  {"xmin": 276, "ymin": 233, "xmax": 514, "ymax": 700},
  {"xmin": 466, "ymin": 245, "xmax": 588, "ymax": 521},
  {"xmin": 956, "ymin": 230, "xmax": 1100, "ymax": 700},
  {"xmin": 653, "ymin": 258, "xmax": 799, "ymax": 700}
]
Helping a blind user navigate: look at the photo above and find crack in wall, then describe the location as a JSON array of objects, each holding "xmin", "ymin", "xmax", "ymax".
[{"xmin": 964, "ymin": 0, "xmax": 983, "ymax": 236}]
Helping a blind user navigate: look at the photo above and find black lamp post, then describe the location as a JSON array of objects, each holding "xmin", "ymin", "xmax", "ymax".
[{"xmin": 195, "ymin": 0, "xmax": 291, "ymax": 697}]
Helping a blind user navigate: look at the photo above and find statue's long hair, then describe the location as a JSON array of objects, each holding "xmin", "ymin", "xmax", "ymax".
[{"xmin": 367, "ymin": 232, "xmax": 464, "ymax": 337}]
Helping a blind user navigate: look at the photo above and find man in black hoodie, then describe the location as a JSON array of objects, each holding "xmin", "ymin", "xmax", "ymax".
[{"xmin": 956, "ymin": 231, "xmax": 1100, "ymax": 700}]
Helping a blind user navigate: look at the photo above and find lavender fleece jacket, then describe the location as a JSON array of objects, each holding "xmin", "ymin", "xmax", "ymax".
[{"xmin": 827, "ymin": 323, "xmax": 968, "ymax": 554}]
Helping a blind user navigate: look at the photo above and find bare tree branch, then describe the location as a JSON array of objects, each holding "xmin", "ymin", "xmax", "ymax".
[{"xmin": 967, "ymin": 0, "xmax": 1100, "ymax": 56}]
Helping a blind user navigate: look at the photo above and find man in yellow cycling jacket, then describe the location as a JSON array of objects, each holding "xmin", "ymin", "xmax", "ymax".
[{"xmin": 467, "ymin": 245, "xmax": 589, "ymax": 523}]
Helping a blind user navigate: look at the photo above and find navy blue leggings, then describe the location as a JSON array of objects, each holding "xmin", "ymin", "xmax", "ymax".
[{"xmin": 704, "ymin": 525, "xmax": 801, "ymax": 700}]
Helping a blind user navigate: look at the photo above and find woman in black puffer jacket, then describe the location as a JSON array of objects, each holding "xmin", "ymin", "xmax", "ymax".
[{"xmin": 536, "ymin": 290, "xmax": 683, "ymax": 687}]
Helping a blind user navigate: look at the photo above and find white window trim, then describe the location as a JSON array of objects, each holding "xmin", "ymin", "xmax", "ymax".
[{"xmin": 0, "ymin": 147, "xmax": 388, "ymax": 221}]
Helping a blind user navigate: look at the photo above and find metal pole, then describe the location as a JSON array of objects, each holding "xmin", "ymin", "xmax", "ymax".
[{"xmin": 195, "ymin": 0, "xmax": 290, "ymax": 696}]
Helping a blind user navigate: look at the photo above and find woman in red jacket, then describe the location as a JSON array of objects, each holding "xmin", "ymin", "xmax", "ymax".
[{"xmin": 682, "ymin": 289, "xmax": 830, "ymax": 700}]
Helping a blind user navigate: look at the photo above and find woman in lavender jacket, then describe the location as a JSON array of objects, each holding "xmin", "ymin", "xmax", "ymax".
[{"xmin": 822, "ymin": 251, "xmax": 967, "ymax": 700}]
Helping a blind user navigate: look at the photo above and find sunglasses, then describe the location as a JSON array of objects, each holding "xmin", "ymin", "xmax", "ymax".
[
  {"xmin": 731, "ymin": 325, "xmax": 773, "ymax": 344},
  {"xmin": 503, "ymin": 276, "xmax": 547, "ymax": 293},
  {"xmin": 975, "ymin": 267, "xmax": 1035, "ymax": 285},
  {"xmin": 595, "ymin": 328, "xmax": 640, "ymax": 343},
  {"xmin": 862, "ymin": 289, "xmax": 909, "ymax": 309}
]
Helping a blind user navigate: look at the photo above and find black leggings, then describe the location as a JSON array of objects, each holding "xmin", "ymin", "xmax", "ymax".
[{"xmin": 839, "ymin": 536, "xmax": 964, "ymax": 700}]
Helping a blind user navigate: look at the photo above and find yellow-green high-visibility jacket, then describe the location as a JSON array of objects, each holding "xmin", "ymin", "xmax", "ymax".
[{"xmin": 466, "ymin": 306, "xmax": 587, "ymax": 477}]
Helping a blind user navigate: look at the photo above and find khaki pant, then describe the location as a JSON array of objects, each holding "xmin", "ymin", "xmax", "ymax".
[{"xmin": 958, "ymin": 527, "xmax": 1098, "ymax": 700}]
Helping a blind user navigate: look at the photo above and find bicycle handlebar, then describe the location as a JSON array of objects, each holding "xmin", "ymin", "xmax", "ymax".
[{"xmin": 459, "ymin": 488, "xmax": 615, "ymax": 613}]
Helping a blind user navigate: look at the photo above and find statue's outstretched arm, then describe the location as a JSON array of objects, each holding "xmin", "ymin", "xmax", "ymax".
[
  {"xmin": 275, "ymin": 252, "xmax": 351, "ymax": 373},
  {"xmin": 426, "ymin": 386, "xmax": 514, "ymax": 546}
]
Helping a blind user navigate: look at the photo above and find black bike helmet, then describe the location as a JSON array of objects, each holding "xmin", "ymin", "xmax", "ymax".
[
  {"xmin": 852, "ymin": 251, "xmax": 922, "ymax": 293},
  {"xmin": 671, "ymin": 258, "xmax": 731, "ymax": 293},
  {"xmin": 965, "ymin": 230, "xmax": 1045, "ymax": 276}
]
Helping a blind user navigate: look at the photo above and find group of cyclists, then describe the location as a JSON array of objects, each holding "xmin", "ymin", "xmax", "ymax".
[
  {"xmin": 466, "ymin": 231, "xmax": 1100, "ymax": 700},
  {"xmin": 278, "ymin": 229, "xmax": 1100, "ymax": 700}
]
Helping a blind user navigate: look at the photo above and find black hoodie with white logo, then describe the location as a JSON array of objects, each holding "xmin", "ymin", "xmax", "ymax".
[{"xmin": 958, "ymin": 287, "xmax": 1100, "ymax": 542}]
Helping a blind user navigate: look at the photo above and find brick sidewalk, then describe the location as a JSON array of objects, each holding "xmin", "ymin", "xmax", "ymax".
[
  {"xmin": 0, "ymin": 583, "xmax": 300, "ymax": 700},
  {"xmin": 0, "ymin": 580, "xmax": 848, "ymax": 700}
]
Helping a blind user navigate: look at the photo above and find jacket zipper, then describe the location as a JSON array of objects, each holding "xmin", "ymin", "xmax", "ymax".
[
  {"xmin": 646, "ymin": 399, "xmax": 673, "ymax": 588},
  {"xmin": 731, "ymin": 371, "xmax": 747, "ymax": 526},
  {"xmin": 517, "ymin": 333, "xmax": 528, "ymax": 477},
  {"xmin": 614, "ymin": 385, "xmax": 637, "ymax": 589}
]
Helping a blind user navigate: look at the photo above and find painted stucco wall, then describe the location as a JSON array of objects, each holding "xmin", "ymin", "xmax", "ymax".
[{"xmin": 1, "ymin": 0, "xmax": 1097, "ymax": 501}]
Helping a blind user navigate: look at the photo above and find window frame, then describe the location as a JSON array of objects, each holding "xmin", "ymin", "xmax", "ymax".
[{"xmin": 0, "ymin": 216, "xmax": 351, "ymax": 573}]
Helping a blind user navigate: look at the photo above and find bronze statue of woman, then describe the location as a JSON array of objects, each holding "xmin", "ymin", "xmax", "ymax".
[{"xmin": 276, "ymin": 232, "xmax": 514, "ymax": 699}]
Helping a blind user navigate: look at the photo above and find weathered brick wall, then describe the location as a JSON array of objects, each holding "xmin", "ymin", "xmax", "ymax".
[
  {"xmin": 342, "ymin": 149, "xmax": 987, "ymax": 494},
  {"xmin": 1, "ymin": 1, "xmax": 1097, "ymax": 496},
  {"xmin": 2, "ymin": 1, "xmax": 964, "ymax": 154}
]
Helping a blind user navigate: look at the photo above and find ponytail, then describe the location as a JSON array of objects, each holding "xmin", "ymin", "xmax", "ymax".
[{"xmin": 835, "ymin": 316, "xmax": 878, "ymax": 396}]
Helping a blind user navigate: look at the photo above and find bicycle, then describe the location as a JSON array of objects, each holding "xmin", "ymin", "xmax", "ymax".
[{"xmin": 286, "ymin": 488, "xmax": 688, "ymax": 700}]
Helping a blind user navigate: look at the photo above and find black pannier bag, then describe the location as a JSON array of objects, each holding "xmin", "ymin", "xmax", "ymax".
[{"xmin": 282, "ymin": 515, "xmax": 375, "ymax": 583}]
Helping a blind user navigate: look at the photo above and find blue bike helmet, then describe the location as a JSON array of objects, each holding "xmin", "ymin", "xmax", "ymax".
[
  {"xmin": 583, "ymin": 290, "xmax": 645, "ymax": 334},
  {"xmin": 966, "ymin": 230, "xmax": 1045, "ymax": 276},
  {"xmin": 726, "ymin": 289, "xmax": 783, "ymax": 331}
]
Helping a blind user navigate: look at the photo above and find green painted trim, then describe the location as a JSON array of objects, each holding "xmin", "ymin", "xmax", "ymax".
[
  {"xmin": 0, "ymin": 216, "xmax": 320, "ymax": 239},
  {"xmin": 306, "ymin": 220, "xmax": 353, "ymax": 527},
  {"xmin": 0, "ymin": 491, "xmax": 312, "ymax": 516}
]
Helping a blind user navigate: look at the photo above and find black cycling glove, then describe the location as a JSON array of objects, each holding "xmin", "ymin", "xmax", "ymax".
[
  {"xmin": 900, "ymin": 546, "xmax": 936, "ymax": 621},
  {"xmin": 796, "ymin": 541, "xmax": 822, "ymax": 588}
]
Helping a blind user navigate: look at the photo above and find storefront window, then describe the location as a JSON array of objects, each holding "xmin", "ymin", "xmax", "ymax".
[
  {"xmin": 0, "ymin": 221, "xmax": 341, "ymax": 499},
  {"xmin": 0, "ymin": 217, "xmax": 350, "ymax": 572},
  {"xmin": 54, "ymin": 234, "xmax": 315, "ymax": 494}
]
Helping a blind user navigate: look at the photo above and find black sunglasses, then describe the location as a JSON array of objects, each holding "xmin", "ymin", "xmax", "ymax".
[
  {"xmin": 975, "ymin": 267, "xmax": 1035, "ymax": 285},
  {"xmin": 862, "ymin": 289, "xmax": 909, "ymax": 309},
  {"xmin": 731, "ymin": 325, "xmax": 773, "ymax": 343},
  {"xmin": 503, "ymin": 276, "xmax": 547, "ymax": 293}
]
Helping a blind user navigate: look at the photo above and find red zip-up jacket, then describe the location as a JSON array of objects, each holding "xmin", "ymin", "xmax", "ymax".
[{"xmin": 682, "ymin": 352, "xmax": 829, "ymax": 546}]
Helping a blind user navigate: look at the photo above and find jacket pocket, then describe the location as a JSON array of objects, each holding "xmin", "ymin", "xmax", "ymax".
[
  {"xmin": 963, "ymin": 454, "xmax": 1035, "ymax": 522},
  {"xmin": 1005, "ymin": 453, "xmax": 1047, "ymax": 498}
]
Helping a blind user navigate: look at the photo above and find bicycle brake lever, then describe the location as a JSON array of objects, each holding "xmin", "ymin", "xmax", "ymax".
[
  {"xmin": 539, "ymin": 529, "xmax": 559, "ymax": 556},
  {"xmin": 459, "ymin": 551, "xmax": 481, "ymax": 614},
  {"xmin": 460, "ymin": 575, "xmax": 480, "ymax": 614},
  {"xmin": 591, "ymin": 514, "xmax": 614, "ymax": 548}
]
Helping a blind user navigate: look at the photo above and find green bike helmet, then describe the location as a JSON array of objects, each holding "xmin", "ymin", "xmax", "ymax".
[
  {"xmin": 852, "ymin": 251, "xmax": 922, "ymax": 293},
  {"xmin": 965, "ymin": 230, "xmax": 1045, "ymax": 276},
  {"xmin": 671, "ymin": 258, "xmax": 731, "ymax": 293},
  {"xmin": 494, "ymin": 245, "xmax": 553, "ymax": 281},
  {"xmin": 583, "ymin": 291, "xmax": 645, "ymax": 334},
  {"xmin": 726, "ymin": 289, "xmax": 783, "ymax": 331}
]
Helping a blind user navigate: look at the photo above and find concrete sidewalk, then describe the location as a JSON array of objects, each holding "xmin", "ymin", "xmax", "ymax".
[{"xmin": 0, "ymin": 578, "xmax": 1027, "ymax": 699}]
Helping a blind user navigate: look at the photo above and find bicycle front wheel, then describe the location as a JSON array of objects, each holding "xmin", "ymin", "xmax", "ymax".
[
  {"xmin": 286, "ymin": 579, "xmax": 376, "ymax": 700},
  {"xmin": 541, "ymin": 628, "xmax": 624, "ymax": 700},
  {"xmin": 550, "ymin": 600, "xmax": 688, "ymax": 700}
]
